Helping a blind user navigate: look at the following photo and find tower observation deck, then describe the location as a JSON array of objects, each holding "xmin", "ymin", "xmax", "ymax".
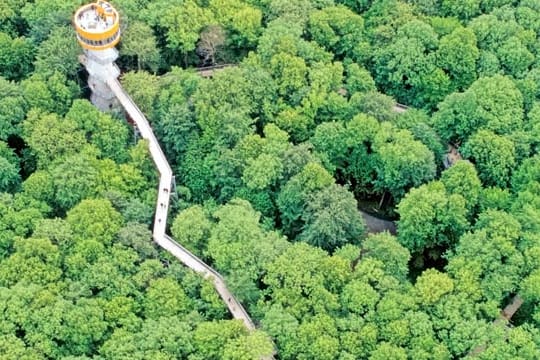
[{"xmin": 74, "ymin": 0, "xmax": 120, "ymax": 50}]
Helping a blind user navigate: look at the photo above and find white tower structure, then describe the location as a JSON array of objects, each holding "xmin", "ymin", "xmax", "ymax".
[
  {"xmin": 72, "ymin": 2, "xmax": 267, "ymax": 344},
  {"xmin": 73, "ymin": 1, "xmax": 121, "ymax": 111}
]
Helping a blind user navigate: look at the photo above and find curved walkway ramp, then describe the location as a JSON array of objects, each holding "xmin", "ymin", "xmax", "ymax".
[{"xmin": 106, "ymin": 77, "xmax": 255, "ymax": 331}]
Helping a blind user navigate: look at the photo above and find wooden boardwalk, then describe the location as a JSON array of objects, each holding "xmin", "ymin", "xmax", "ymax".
[{"xmin": 196, "ymin": 64, "xmax": 234, "ymax": 77}]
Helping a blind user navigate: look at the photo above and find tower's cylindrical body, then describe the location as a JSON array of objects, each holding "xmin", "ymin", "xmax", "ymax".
[{"xmin": 74, "ymin": 1, "xmax": 121, "ymax": 111}]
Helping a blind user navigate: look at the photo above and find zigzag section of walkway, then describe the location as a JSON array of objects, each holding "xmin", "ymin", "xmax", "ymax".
[{"xmin": 106, "ymin": 77, "xmax": 256, "ymax": 331}]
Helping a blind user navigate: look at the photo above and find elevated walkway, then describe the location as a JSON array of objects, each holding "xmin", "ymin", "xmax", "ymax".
[{"xmin": 106, "ymin": 77, "xmax": 255, "ymax": 331}]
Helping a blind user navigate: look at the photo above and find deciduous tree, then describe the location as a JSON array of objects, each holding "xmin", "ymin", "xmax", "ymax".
[
  {"xmin": 372, "ymin": 123, "xmax": 436, "ymax": 201},
  {"xmin": 299, "ymin": 183, "xmax": 365, "ymax": 251},
  {"xmin": 171, "ymin": 205, "xmax": 212, "ymax": 255},
  {"xmin": 34, "ymin": 26, "xmax": 80, "ymax": 79},
  {"xmin": 308, "ymin": 5, "xmax": 367, "ymax": 60},
  {"xmin": 0, "ymin": 31, "xmax": 34, "ymax": 81},
  {"xmin": 441, "ymin": 160, "xmax": 482, "ymax": 215},
  {"xmin": 461, "ymin": 130, "xmax": 516, "ymax": 187},
  {"xmin": 0, "ymin": 77, "xmax": 26, "ymax": 140},
  {"xmin": 277, "ymin": 162, "xmax": 334, "ymax": 238},
  {"xmin": 121, "ymin": 21, "xmax": 160, "ymax": 72},
  {"xmin": 436, "ymin": 27, "xmax": 479, "ymax": 91},
  {"xmin": 66, "ymin": 198, "xmax": 123, "ymax": 246},
  {"xmin": 0, "ymin": 141, "xmax": 20, "ymax": 192},
  {"xmin": 397, "ymin": 181, "xmax": 468, "ymax": 253}
]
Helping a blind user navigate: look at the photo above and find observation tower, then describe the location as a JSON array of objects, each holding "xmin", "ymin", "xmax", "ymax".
[{"xmin": 73, "ymin": 1, "xmax": 121, "ymax": 111}]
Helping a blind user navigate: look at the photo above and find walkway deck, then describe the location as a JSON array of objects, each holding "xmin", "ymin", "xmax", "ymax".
[{"xmin": 106, "ymin": 77, "xmax": 256, "ymax": 331}]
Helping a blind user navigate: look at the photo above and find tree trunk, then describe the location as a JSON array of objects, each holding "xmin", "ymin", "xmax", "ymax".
[{"xmin": 378, "ymin": 192, "xmax": 386, "ymax": 208}]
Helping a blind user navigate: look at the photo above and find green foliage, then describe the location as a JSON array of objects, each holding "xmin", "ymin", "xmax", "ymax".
[
  {"xmin": 66, "ymin": 199, "xmax": 123, "ymax": 246},
  {"xmin": 478, "ymin": 186, "xmax": 512, "ymax": 212},
  {"xmin": 222, "ymin": 330, "xmax": 275, "ymax": 360},
  {"xmin": 270, "ymin": 52, "xmax": 308, "ymax": 103},
  {"xmin": 0, "ymin": 237, "xmax": 61, "ymax": 287},
  {"xmin": 0, "ymin": 141, "xmax": 20, "ymax": 192},
  {"xmin": 143, "ymin": 277, "xmax": 192, "ymax": 318},
  {"xmin": 49, "ymin": 151, "xmax": 100, "ymax": 211},
  {"xmin": 344, "ymin": 62, "xmax": 376, "ymax": 94},
  {"xmin": 475, "ymin": 324, "xmax": 540, "ymax": 360},
  {"xmin": 277, "ymin": 162, "xmax": 334, "ymax": 238},
  {"xmin": 262, "ymin": 242, "xmax": 350, "ymax": 318},
  {"xmin": 461, "ymin": 130, "xmax": 516, "ymax": 187},
  {"xmin": 96, "ymin": 316, "xmax": 194, "ymax": 359},
  {"xmin": 23, "ymin": 110, "xmax": 86, "ymax": 168},
  {"xmin": 433, "ymin": 75, "xmax": 524, "ymax": 144},
  {"xmin": 34, "ymin": 26, "xmax": 80, "ymax": 79},
  {"xmin": 415, "ymin": 269, "xmax": 454, "ymax": 305},
  {"xmin": 0, "ymin": 0, "xmax": 26, "ymax": 34},
  {"xmin": 65, "ymin": 100, "xmax": 130, "ymax": 162},
  {"xmin": 120, "ymin": 71, "xmax": 160, "ymax": 116},
  {"xmin": 193, "ymin": 320, "xmax": 249, "ymax": 360},
  {"xmin": 350, "ymin": 90, "xmax": 396, "ymax": 122},
  {"xmin": 362, "ymin": 232, "xmax": 411, "ymax": 281},
  {"xmin": 467, "ymin": 75, "xmax": 524, "ymax": 135},
  {"xmin": 392, "ymin": 109, "xmax": 446, "ymax": 164},
  {"xmin": 441, "ymin": 0, "xmax": 480, "ymax": 20},
  {"xmin": 497, "ymin": 36, "xmax": 535, "ymax": 77},
  {"xmin": 372, "ymin": 18, "xmax": 451, "ymax": 108},
  {"xmin": 308, "ymin": 5, "xmax": 367, "ymax": 60},
  {"xmin": 120, "ymin": 21, "xmax": 161, "ymax": 72},
  {"xmin": 171, "ymin": 205, "xmax": 212, "ymax": 255},
  {"xmin": 372, "ymin": 123, "xmax": 436, "ymax": 201},
  {"xmin": 243, "ymin": 153, "xmax": 283, "ymax": 190},
  {"xmin": 299, "ymin": 183, "xmax": 366, "ymax": 251},
  {"xmin": 206, "ymin": 199, "xmax": 288, "ymax": 303},
  {"xmin": 146, "ymin": 0, "xmax": 213, "ymax": 62},
  {"xmin": 2, "ymin": 1, "xmax": 540, "ymax": 359},
  {"xmin": 369, "ymin": 342, "xmax": 407, "ymax": 360},
  {"xmin": 512, "ymin": 154, "xmax": 540, "ymax": 193},
  {"xmin": 0, "ymin": 77, "xmax": 26, "ymax": 140},
  {"xmin": 311, "ymin": 114, "xmax": 379, "ymax": 192},
  {"xmin": 0, "ymin": 333, "xmax": 44, "ymax": 360},
  {"xmin": 397, "ymin": 181, "xmax": 469, "ymax": 253},
  {"xmin": 441, "ymin": 160, "xmax": 482, "ymax": 214},
  {"xmin": 20, "ymin": 0, "xmax": 79, "ymax": 42},
  {"xmin": 447, "ymin": 210, "xmax": 524, "ymax": 304},
  {"xmin": 117, "ymin": 222, "xmax": 157, "ymax": 259},
  {"xmin": 21, "ymin": 71, "xmax": 79, "ymax": 115},
  {"xmin": 0, "ymin": 31, "xmax": 34, "ymax": 81},
  {"xmin": 194, "ymin": 67, "xmax": 259, "ymax": 147},
  {"xmin": 152, "ymin": 68, "xmax": 201, "ymax": 163},
  {"xmin": 436, "ymin": 27, "xmax": 479, "ymax": 91},
  {"xmin": 209, "ymin": 0, "xmax": 263, "ymax": 49}
]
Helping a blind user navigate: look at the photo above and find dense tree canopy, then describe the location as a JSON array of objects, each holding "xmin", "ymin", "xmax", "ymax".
[{"xmin": 1, "ymin": 0, "xmax": 540, "ymax": 358}]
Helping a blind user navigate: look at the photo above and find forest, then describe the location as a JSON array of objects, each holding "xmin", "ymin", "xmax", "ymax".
[{"xmin": 1, "ymin": 0, "xmax": 540, "ymax": 358}]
